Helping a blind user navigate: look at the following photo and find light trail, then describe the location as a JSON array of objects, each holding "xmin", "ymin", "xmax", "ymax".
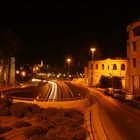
[{"xmin": 47, "ymin": 81, "xmax": 58, "ymax": 100}]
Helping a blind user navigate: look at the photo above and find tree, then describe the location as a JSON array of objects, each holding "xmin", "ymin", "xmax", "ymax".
[
  {"xmin": 0, "ymin": 29, "xmax": 23, "ymax": 85},
  {"xmin": 99, "ymin": 75, "xmax": 122, "ymax": 89},
  {"xmin": 99, "ymin": 75, "xmax": 110, "ymax": 88}
]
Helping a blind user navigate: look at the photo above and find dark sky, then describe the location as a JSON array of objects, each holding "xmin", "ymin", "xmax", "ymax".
[{"xmin": 0, "ymin": 1, "xmax": 139, "ymax": 67}]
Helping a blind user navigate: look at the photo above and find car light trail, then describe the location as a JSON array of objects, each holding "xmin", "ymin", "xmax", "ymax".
[{"xmin": 48, "ymin": 81, "xmax": 58, "ymax": 100}]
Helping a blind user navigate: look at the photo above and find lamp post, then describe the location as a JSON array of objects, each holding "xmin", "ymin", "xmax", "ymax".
[
  {"xmin": 90, "ymin": 48, "xmax": 96, "ymax": 61},
  {"xmin": 66, "ymin": 58, "xmax": 71, "ymax": 70},
  {"xmin": 90, "ymin": 48, "xmax": 96, "ymax": 86}
]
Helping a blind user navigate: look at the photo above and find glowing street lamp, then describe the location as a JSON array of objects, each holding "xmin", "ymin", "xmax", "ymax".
[
  {"xmin": 16, "ymin": 70, "xmax": 19, "ymax": 74},
  {"xmin": 21, "ymin": 71, "xmax": 26, "ymax": 77},
  {"xmin": 90, "ymin": 48, "xmax": 96, "ymax": 61},
  {"xmin": 66, "ymin": 58, "xmax": 71, "ymax": 69}
]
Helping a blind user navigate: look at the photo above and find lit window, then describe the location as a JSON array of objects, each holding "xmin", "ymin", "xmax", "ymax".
[
  {"xmin": 101, "ymin": 64, "xmax": 104, "ymax": 70},
  {"xmin": 113, "ymin": 64, "xmax": 117, "ymax": 70},
  {"xmin": 121, "ymin": 64, "xmax": 125, "ymax": 70},
  {"xmin": 133, "ymin": 58, "xmax": 136, "ymax": 68}
]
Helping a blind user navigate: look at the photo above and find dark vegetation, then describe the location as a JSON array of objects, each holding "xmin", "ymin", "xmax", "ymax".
[
  {"xmin": 99, "ymin": 75, "xmax": 122, "ymax": 89},
  {"xmin": 13, "ymin": 121, "xmax": 31, "ymax": 128},
  {"xmin": 0, "ymin": 98, "xmax": 87, "ymax": 140},
  {"xmin": 0, "ymin": 126, "xmax": 12, "ymax": 134}
]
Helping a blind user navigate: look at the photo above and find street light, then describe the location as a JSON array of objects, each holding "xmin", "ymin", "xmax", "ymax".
[
  {"xmin": 90, "ymin": 48, "xmax": 96, "ymax": 86},
  {"xmin": 66, "ymin": 58, "xmax": 71, "ymax": 69},
  {"xmin": 90, "ymin": 48, "xmax": 96, "ymax": 61}
]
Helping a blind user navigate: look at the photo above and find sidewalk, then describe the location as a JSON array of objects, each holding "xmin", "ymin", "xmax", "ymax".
[{"xmin": 85, "ymin": 98, "xmax": 108, "ymax": 140}]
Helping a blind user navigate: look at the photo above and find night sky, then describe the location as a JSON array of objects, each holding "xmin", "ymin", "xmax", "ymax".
[{"xmin": 0, "ymin": 2, "xmax": 139, "ymax": 68}]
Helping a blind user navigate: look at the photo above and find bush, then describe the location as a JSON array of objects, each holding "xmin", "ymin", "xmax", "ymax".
[
  {"xmin": 0, "ymin": 98, "xmax": 12, "ymax": 107},
  {"xmin": 13, "ymin": 120, "xmax": 31, "ymax": 128},
  {"xmin": 24, "ymin": 126, "xmax": 48, "ymax": 139},
  {"xmin": 36, "ymin": 108, "xmax": 60, "ymax": 121},
  {"xmin": 0, "ymin": 137, "xmax": 4, "ymax": 140},
  {"xmin": 72, "ymin": 128, "xmax": 87, "ymax": 140},
  {"xmin": 0, "ymin": 106, "xmax": 11, "ymax": 116},
  {"xmin": 64, "ymin": 109, "xmax": 84, "ymax": 124},
  {"xmin": 28, "ymin": 135, "xmax": 46, "ymax": 140},
  {"xmin": 10, "ymin": 102, "xmax": 41, "ymax": 118},
  {"xmin": 0, "ymin": 98, "xmax": 12, "ymax": 116},
  {"xmin": 0, "ymin": 126, "xmax": 13, "ymax": 134},
  {"xmin": 23, "ymin": 108, "xmax": 87, "ymax": 140}
]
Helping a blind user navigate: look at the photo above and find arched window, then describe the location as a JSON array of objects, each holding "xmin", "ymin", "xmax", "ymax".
[
  {"xmin": 96, "ymin": 64, "xmax": 98, "ymax": 69},
  {"xmin": 121, "ymin": 64, "xmax": 125, "ymax": 70},
  {"xmin": 101, "ymin": 64, "xmax": 104, "ymax": 70},
  {"xmin": 113, "ymin": 64, "xmax": 117, "ymax": 70},
  {"xmin": 107, "ymin": 65, "xmax": 109, "ymax": 70}
]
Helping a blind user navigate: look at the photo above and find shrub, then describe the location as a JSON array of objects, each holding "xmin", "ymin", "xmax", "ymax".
[
  {"xmin": 24, "ymin": 126, "xmax": 47, "ymax": 139},
  {"xmin": 64, "ymin": 109, "xmax": 84, "ymax": 123},
  {"xmin": 28, "ymin": 135, "xmax": 47, "ymax": 140},
  {"xmin": 0, "ymin": 106, "xmax": 11, "ymax": 116},
  {"xmin": 0, "ymin": 98, "xmax": 12, "ymax": 107},
  {"xmin": 72, "ymin": 128, "xmax": 87, "ymax": 140},
  {"xmin": 10, "ymin": 102, "xmax": 41, "ymax": 118},
  {"xmin": 13, "ymin": 120, "xmax": 31, "ymax": 128},
  {"xmin": 0, "ymin": 98, "xmax": 12, "ymax": 116},
  {"xmin": 0, "ymin": 137, "xmax": 4, "ymax": 140},
  {"xmin": 36, "ymin": 108, "xmax": 60, "ymax": 121},
  {"xmin": 0, "ymin": 126, "xmax": 13, "ymax": 134}
]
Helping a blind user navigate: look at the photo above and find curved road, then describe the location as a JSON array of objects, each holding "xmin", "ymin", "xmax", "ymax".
[
  {"xmin": 89, "ymin": 88, "xmax": 140, "ymax": 140},
  {"xmin": 4, "ymin": 81, "xmax": 87, "ymax": 101}
]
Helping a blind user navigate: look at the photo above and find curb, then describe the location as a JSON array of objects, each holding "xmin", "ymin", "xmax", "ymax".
[
  {"xmin": 89, "ymin": 101, "xmax": 108, "ymax": 140},
  {"xmin": 85, "ymin": 100, "xmax": 108, "ymax": 140}
]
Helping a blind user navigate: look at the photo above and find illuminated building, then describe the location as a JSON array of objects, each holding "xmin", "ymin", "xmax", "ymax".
[
  {"xmin": 126, "ymin": 20, "xmax": 140, "ymax": 95},
  {"xmin": 84, "ymin": 58, "xmax": 127, "ymax": 88}
]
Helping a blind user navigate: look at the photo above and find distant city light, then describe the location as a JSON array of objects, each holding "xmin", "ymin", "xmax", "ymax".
[
  {"xmin": 16, "ymin": 70, "xmax": 19, "ymax": 74},
  {"xmin": 21, "ymin": 71, "xmax": 26, "ymax": 77}
]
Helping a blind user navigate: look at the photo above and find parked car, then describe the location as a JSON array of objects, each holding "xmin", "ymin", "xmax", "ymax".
[
  {"xmin": 104, "ymin": 87, "xmax": 114, "ymax": 95},
  {"xmin": 112, "ymin": 89, "xmax": 122, "ymax": 98}
]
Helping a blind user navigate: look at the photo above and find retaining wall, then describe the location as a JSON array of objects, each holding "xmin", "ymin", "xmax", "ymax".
[{"xmin": 13, "ymin": 96, "xmax": 89, "ymax": 109}]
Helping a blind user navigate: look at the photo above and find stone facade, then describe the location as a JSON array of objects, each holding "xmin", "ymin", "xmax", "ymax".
[
  {"xmin": 126, "ymin": 20, "xmax": 140, "ymax": 95},
  {"xmin": 84, "ymin": 58, "xmax": 127, "ymax": 88}
]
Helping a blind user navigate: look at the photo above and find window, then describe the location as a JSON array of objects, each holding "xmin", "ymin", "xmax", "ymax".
[
  {"xmin": 101, "ymin": 64, "xmax": 104, "ymax": 70},
  {"xmin": 107, "ymin": 65, "xmax": 109, "ymax": 70},
  {"xmin": 96, "ymin": 64, "xmax": 98, "ymax": 69},
  {"xmin": 133, "ymin": 41, "xmax": 136, "ymax": 51},
  {"xmin": 133, "ymin": 58, "xmax": 136, "ymax": 68},
  {"xmin": 113, "ymin": 64, "xmax": 117, "ymax": 70},
  {"xmin": 121, "ymin": 64, "xmax": 125, "ymax": 70}
]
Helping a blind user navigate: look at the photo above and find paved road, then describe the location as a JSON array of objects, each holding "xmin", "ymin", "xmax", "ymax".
[
  {"xmin": 4, "ymin": 81, "xmax": 88, "ymax": 101},
  {"xmin": 90, "ymin": 88, "xmax": 140, "ymax": 140}
]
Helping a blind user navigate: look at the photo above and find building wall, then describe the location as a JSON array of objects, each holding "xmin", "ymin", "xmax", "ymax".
[
  {"xmin": 126, "ymin": 20, "xmax": 140, "ymax": 95},
  {"xmin": 84, "ymin": 58, "xmax": 127, "ymax": 88}
]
